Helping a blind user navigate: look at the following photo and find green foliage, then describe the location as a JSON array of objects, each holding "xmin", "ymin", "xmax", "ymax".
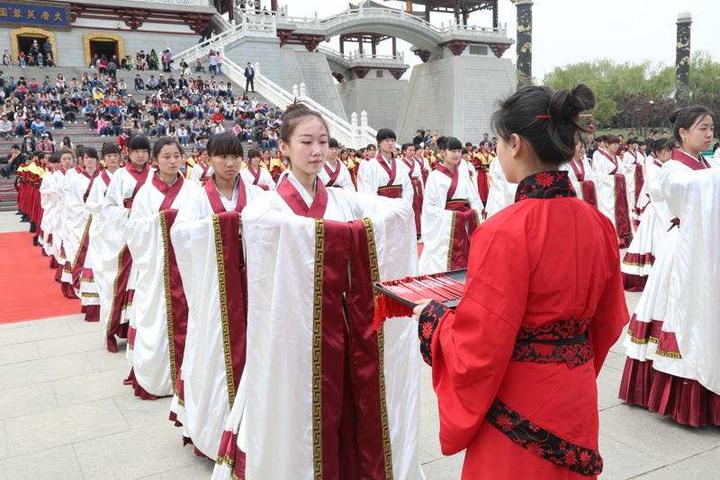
[{"xmin": 542, "ymin": 53, "xmax": 719, "ymax": 131}]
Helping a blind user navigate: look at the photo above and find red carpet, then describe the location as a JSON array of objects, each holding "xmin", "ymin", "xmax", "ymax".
[{"xmin": 0, "ymin": 231, "xmax": 80, "ymax": 324}]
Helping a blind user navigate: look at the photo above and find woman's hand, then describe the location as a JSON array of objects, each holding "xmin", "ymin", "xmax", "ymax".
[{"xmin": 412, "ymin": 299, "xmax": 433, "ymax": 321}]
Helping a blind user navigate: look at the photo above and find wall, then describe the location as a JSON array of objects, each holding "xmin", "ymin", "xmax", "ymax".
[
  {"xmin": 336, "ymin": 76, "xmax": 409, "ymax": 133},
  {"xmin": 396, "ymin": 54, "xmax": 516, "ymax": 143}
]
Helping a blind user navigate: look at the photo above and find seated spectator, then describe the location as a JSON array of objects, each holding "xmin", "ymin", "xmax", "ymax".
[
  {"xmin": 146, "ymin": 75, "xmax": 159, "ymax": 90},
  {"xmin": 52, "ymin": 110, "xmax": 64, "ymax": 129},
  {"xmin": 134, "ymin": 74, "xmax": 145, "ymax": 91},
  {"xmin": 2, "ymin": 50, "xmax": 11, "ymax": 66},
  {"xmin": 30, "ymin": 116, "xmax": 46, "ymax": 136},
  {"xmin": 0, "ymin": 144, "xmax": 24, "ymax": 178},
  {"xmin": 0, "ymin": 114, "xmax": 12, "ymax": 137}
]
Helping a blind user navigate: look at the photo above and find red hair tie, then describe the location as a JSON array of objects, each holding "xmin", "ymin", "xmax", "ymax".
[{"xmin": 536, "ymin": 114, "xmax": 552, "ymax": 120}]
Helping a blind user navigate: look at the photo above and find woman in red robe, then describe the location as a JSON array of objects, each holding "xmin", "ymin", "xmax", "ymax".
[{"xmin": 414, "ymin": 84, "xmax": 628, "ymax": 479}]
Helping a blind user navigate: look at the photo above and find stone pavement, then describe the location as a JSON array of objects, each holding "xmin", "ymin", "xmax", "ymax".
[{"xmin": 1, "ymin": 211, "xmax": 719, "ymax": 479}]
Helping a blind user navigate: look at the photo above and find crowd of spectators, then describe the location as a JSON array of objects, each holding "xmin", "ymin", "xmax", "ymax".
[{"xmin": 0, "ymin": 58, "xmax": 283, "ymax": 159}]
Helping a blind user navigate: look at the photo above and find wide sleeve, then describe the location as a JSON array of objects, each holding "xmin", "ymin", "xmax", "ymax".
[
  {"xmin": 422, "ymin": 223, "xmax": 529, "ymax": 455},
  {"xmin": 126, "ymin": 188, "xmax": 160, "ymax": 271},
  {"xmin": 399, "ymin": 165, "xmax": 414, "ymax": 205},
  {"xmin": 339, "ymin": 164, "xmax": 356, "ymax": 191},
  {"xmin": 356, "ymin": 160, "xmax": 374, "ymax": 194},
  {"xmin": 588, "ymin": 221, "xmax": 628, "ymax": 374}
]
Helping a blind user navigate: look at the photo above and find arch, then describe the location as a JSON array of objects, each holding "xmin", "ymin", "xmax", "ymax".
[
  {"xmin": 82, "ymin": 32, "xmax": 125, "ymax": 67},
  {"xmin": 10, "ymin": 27, "xmax": 57, "ymax": 64},
  {"xmin": 317, "ymin": 14, "xmax": 441, "ymax": 52}
]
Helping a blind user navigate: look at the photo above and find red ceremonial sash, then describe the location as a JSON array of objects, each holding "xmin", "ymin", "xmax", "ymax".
[
  {"xmin": 613, "ymin": 174, "xmax": 633, "ymax": 248},
  {"xmin": 123, "ymin": 164, "xmax": 151, "ymax": 208},
  {"xmin": 276, "ymin": 176, "xmax": 328, "ymax": 219},
  {"xmin": 159, "ymin": 209, "xmax": 189, "ymax": 398},
  {"xmin": 436, "ymin": 164, "xmax": 478, "ymax": 269},
  {"xmin": 403, "ymin": 158, "xmax": 423, "ymax": 234},
  {"xmin": 81, "ymin": 169, "xmax": 100, "ymax": 202},
  {"xmin": 375, "ymin": 154, "xmax": 397, "ymax": 187},
  {"xmin": 672, "ymin": 148, "xmax": 711, "ymax": 170},
  {"xmin": 151, "ymin": 173, "xmax": 185, "ymax": 211},
  {"xmin": 401, "ymin": 157, "xmax": 416, "ymax": 177},
  {"xmin": 107, "ymin": 245, "xmax": 132, "ymax": 352},
  {"xmin": 312, "ymin": 219, "xmax": 393, "ymax": 478},
  {"xmin": 323, "ymin": 161, "xmax": 342, "ymax": 187},
  {"xmin": 204, "ymin": 176, "xmax": 248, "ymax": 214}
]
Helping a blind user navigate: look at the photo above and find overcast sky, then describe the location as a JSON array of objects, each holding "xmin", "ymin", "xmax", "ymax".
[{"xmin": 278, "ymin": 0, "xmax": 720, "ymax": 81}]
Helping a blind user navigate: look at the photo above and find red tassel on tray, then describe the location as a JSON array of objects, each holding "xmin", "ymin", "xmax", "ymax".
[{"xmin": 372, "ymin": 294, "xmax": 414, "ymax": 332}]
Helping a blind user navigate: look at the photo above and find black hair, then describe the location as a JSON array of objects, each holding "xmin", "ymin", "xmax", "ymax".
[
  {"xmin": 652, "ymin": 138, "xmax": 674, "ymax": 156},
  {"xmin": 436, "ymin": 136, "xmax": 448, "ymax": 150},
  {"xmin": 479, "ymin": 140, "xmax": 492, "ymax": 148},
  {"xmin": 207, "ymin": 132, "xmax": 243, "ymax": 158},
  {"xmin": 366, "ymin": 144, "xmax": 377, "ymax": 151},
  {"xmin": 75, "ymin": 145, "xmax": 85, "ymax": 159},
  {"xmin": 605, "ymin": 135, "xmax": 621, "ymax": 145},
  {"xmin": 328, "ymin": 137, "xmax": 339, "ymax": 149},
  {"xmin": 401, "ymin": 143, "xmax": 414, "ymax": 153},
  {"xmin": 247, "ymin": 148, "xmax": 261, "ymax": 159},
  {"xmin": 10, "ymin": 143, "xmax": 19, "ymax": 150},
  {"xmin": 627, "ymin": 137, "xmax": 639, "ymax": 145},
  {"xmin": 152, "ymin": 136, "xmax": 183, "ymax": 159},
  {"xmin": 376, "ymin": 128, "xmax": 396, "ymax": 143},
  {"xmin": 669, "ymin": 106, "xmax": 715, "ymax": 145},
  {"xmin": 129, "ymin": 135, "xmax": 151, "ymax": 152},
  {"xmin": 462, "ymin": 148, "xmax": 469, "ymax": 155},
  {"xmin": 49, "ymin": 152, "xmax": 61, "ymax": 163},
  {"xmin": 101, "ymin": 142, "xmax": 121, "ymax": 156},
  {"xmin": 444, "ymin": 136, "xmax": 463, "ymax": 151},
  {"xmin": 83, "ymin": 147, "xmax": 99, "ymax": 160},
  {"xmin": 492, "ymin": 84, "xmax": 595, "ymax": 164},
  {"xmin": 279, "ymin": 102, "xmax": 329, "ymax": 143}
]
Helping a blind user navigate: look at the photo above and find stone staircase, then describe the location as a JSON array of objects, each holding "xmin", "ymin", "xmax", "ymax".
[{"xmin": 0, "ymin": 177, "xmax": 17, "ymax": 212}]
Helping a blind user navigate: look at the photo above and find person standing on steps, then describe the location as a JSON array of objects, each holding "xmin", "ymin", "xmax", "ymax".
[{"xmin": 244, "ymin": 62, "xmax": 255, "ymax": 93}]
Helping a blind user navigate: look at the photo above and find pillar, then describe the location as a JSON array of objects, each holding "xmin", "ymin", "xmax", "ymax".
[
  {"xmin": 515, "ymin": 0, "xmax": 533, "ymax": 87},
  {"xmin": 371, "ymin": 35, "xmax": 377, "ymax": 56},
  {"xmin": 675, "ymin": 12, "xmax": 692, "ymax": 108},
  {"xmin": 492, "ymin": 0, "xmax": 499, "ymax": 29},
  {"xmin": 424, "ymin": 5, "xmax": 430, "ymax": 22},
  {"xmin": 405, "ymin": 0, "xmax": 412, "ymax": 13},
  {"xmin": 340, "ymin": 34, "xmax": 344, "ymax": 54},
  {"xmin": 270, "ymin": 0, "xmax": 277, "ymax": 12},
  {"xmin": 392, "ymin": 36, "xmax": 397, "ymax": 56}
]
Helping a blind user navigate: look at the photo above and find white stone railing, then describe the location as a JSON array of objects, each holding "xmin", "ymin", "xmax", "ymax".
[
  {"xmin": 317, "ymin": 46, "xmax": 408, "ymax": 69},
  {"xmin": 172, "ymin": 13, "xmax": 277, "ymax": 64},
  {"xmin": 272, "ymin": 6, "xmax": 507, "ymax": 41},
  {"xmin": 221, "ymin": 58, "xmax": 375, "ymax": 148}
]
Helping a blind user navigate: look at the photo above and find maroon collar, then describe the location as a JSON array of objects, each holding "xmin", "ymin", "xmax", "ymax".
[
  {"xmin": 375, "ymin": 153, "xmax": 397, "ymax": 186},
  {"xmin": 276, "ymin": 176, "xmax": 328, "ymax": 218},
  {"xmin": 515, "ymin": 170, "xmax": 576, "ymax": 202},
  {"xmin": 672, "ymin": 148, "xmax": 710, "ymax": 170},
  {"xmin": 204, "ymin": 176, "xmax": 247, "ymax": 214},
  {"xmin": 151, "ymin": 173, "xmax": 185, "ymax": 211}
]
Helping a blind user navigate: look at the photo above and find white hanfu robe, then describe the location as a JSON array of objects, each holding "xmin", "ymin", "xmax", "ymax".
[
  {"xmin": 213, "ymin": 171, "xmax": 422, "ymax": 480},
  {"xmin": 318, "ymin": 159, "xmax": 355, "ymax": 191},
  {"xmin": 562, "ymin": 156, "xmax": 597, "ymax": 206},
  {"xmin": 357, "ymin": 154, "xmax": 414, "ymax": 206},
  {"xmin": 125, "ymin": 173, "xmax": 197, "ymax": 398},
  {"xmin": 620, "ymin": 158, "xmax": 674, "ymax": 291},
  {"xmin": 62, "ymin": 168, "xmax": 98, "ymax": 297},
  {"xmin": 592, "ymin": 148, "xmax": 633, "ymax": 248},
  {"xmin": 189, "ymin": 161, "xmax": 212, "ymax": 183},
  {"xmin": 101, "ymin": 164, "xmax": 152, "ymax": 352},
  {"xmin": 39, "ymin": 169, "xmax": 64, "ymax": 259},
  {"xmin": 418, "ymin": 165, "xmax": 483, "ymax": 275},
  {"xmin": 485, "ymin": 156, "xmax": 517, "ymax": 218},
  {"xmin": 240, "ymin": 166, "xmax": 274, "ymax": 191},
  {"xmin": 78, "ymin": 170, "xmax": 114, "ymax": 321},
  {"xmin": 170, "ymin": 176, "xmax": 263, "ymax": 459},
  {"xmin": 619, "ymin": 149, "xmax": 718, "ymax": 426}
]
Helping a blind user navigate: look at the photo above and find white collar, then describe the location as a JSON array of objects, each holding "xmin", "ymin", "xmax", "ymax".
[{"xmin": 286, "ymin": 170, "xmax": 315, "ymax": 208}]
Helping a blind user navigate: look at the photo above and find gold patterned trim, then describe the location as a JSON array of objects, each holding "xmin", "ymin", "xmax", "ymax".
[
  {"xmin": 311, "ymin": 219, "xmax": 325, "ymax": 480},
  {"xmin": 71, "ymin": 215, "xmax": 93, "ymax": 271},
  {"xmin": 362, "ymin": 217, "xmax": 394, "ymax": 480},
  {"xmin": 107, "ymin": 245, "xmax": 127, "ymax": 336},
  {"xmin": 212, "ymin": 214, "xmax": 237, "ymax": 406},
  {"xmin": 656, "ymin": 349, "xmax": 682, "ymax": 359},
  {"xmin": 446, "ymin": 211, "xmax": 458, "ymax": 271},
  {"xmin": 159, "ymin": 214, "xmax": 178, "ymax": 392},
  {"xmin": 81, "ymin": 292, "xmax": 99, "ymax": 298}
]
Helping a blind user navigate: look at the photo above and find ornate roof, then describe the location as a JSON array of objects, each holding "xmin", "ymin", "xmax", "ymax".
[{"xmin": 380, "ymin": 0, "xmax": 496, "ymax": 13}]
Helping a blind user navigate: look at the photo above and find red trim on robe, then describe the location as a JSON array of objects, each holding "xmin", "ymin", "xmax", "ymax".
[
  {"xmin": 671, "ymin": 148, "xmax": 711, "ymax": 171},
  {"xmin": 276, "ymin": 177, "xmax": 328, "ymax": 218},
  {"xmin": 324, "ymin": 161, "xmax": 342, "ymax": 187},
  {"xmin": 436, "ymin": 164, "xmax": 479, "ymax": 270},
  {"xmin": 248, "ymin": 166, "xmax": 269, "ymax": 191},
  {"xmin": 123, "ymin": 164, "xmax": 151, "ymax": 208},
  {"xmin": 613, "ymin": 174, "xmax": 633, "ymax": 248},
  {"xmin": 204, "ymin": 176, "xmax": 247, "ymax": 213},
  {"xmin": 375, "ymin": 153, "xmax": 397, "ymax": 187},
  {"xmin": 108, "ymin": 246, "xmax": 132, "ymax": 353}
]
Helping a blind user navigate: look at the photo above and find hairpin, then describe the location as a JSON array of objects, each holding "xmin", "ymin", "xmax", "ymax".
[{"xmin": 536, "ymin": 114, "xmax": 552, "ymax": 120}]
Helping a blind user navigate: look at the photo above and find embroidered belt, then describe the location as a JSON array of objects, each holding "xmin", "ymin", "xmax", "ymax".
[
  {"xmin": 511, "ymin": 319, "xmax": 593, "ymax": 368},
  {"xmin": 486, "ymin": 399, "xmax": 603, "ymax": 477}
]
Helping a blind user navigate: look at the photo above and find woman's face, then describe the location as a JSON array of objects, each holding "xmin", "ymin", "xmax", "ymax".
[
  {"xmin": 210, "ymin": 153, "xmax": 241, "ymax": 182},
  {"xmin": 280, "ymin": 116, "xmax": 328, "ymax": 178},
  {"xmin": 60, "ymin": 153, "xmax": 73, "ymax": 169},
  {"xmin": 607, "ymin": 142, "xmax": 620, "ymax": 155},
  {"xmin": 129, "ymin": 148, "xmax": 149, "ymax": 168},
  {"xmin": 680, "ymin": 114, "xmax": 714, "ymax": 154},
  {"xmin": 444, "ymin": 148, "xmax": 462, "ymax": 167},
  {"xmin": 155, "ymin": 143, "xmax": 182, "ymax": 178},
  {"xmin": 104, "ymin": 153, "xmax": 120, "ymax": 170},
  {"xmin": 83, "ymin": 155, "xmax": 98, "ymax": 171}
]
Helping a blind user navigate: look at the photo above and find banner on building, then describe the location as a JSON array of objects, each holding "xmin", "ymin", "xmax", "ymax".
[{"xmin": 0, "ymin": 1, "xmax": 70, "ymax": 29}]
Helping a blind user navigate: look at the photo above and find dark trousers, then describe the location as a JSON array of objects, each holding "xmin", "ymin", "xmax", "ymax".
[{"xmin": 245, "ymin": 76, "xmax": 254, "ymax": 92}]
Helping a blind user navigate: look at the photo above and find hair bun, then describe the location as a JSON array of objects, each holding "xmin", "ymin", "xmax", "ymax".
[
  {"xmin": 284, "ymin": 102, "xmax": 310, "ymax": 115},
  {"xmin": 548, "ymin": 83, "xmax": 595, "ymax": 123}
]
